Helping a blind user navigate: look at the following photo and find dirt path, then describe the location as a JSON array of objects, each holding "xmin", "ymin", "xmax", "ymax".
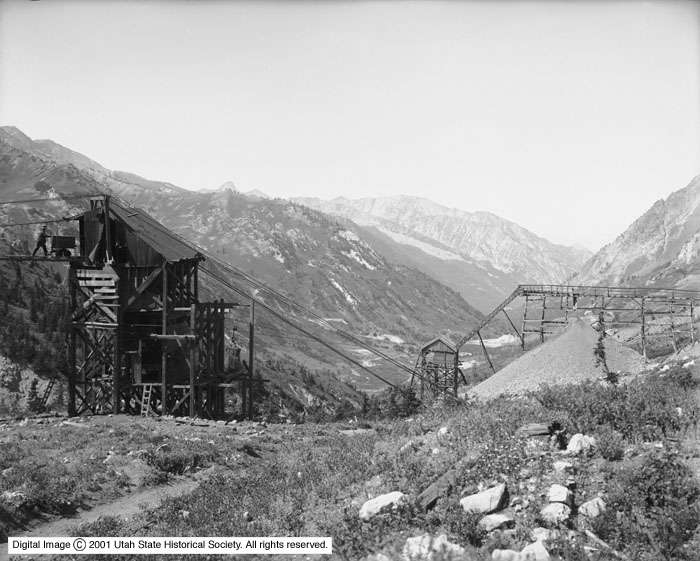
[{"xmin": 0, "ymin": 468, "xmax": 219, "ymax": 560}]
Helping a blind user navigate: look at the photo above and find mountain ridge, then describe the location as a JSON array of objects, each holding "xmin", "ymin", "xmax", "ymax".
[{"xmin": 577, "ymin": 174, "xmax": 700, "ymax": 288}]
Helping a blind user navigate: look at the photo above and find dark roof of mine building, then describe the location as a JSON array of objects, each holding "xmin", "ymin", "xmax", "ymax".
[
  {"xmin": 109, "ymin": 198, "xmax": 202, "ymax": 263},
  {"xmin": 421, "ymin": 337, "xmax": 456, "ymax": 353}
]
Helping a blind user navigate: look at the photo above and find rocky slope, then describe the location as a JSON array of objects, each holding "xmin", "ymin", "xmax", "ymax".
[
  {"xmin": 293, "ymin": 195, "xmax": 591, "ymax": 311},
  {"xmin": 577, "ymin": 175, "xmax": 700, "ymax": 288},
  {"xmin": 0, "ymin": 126, "xmax": 487, "ymax": 390}
]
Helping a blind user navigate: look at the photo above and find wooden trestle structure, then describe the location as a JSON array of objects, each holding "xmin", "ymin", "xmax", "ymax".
[
  {"xmin": 65, "ymin": 195, "xmax": 252, "ymax": 418},
  {"xmin": 414, "ymin": 283, "xmax": 700, "ymax": 398}
]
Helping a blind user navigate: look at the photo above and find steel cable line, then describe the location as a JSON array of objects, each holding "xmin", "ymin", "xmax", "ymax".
[
  {"xmin": 0, "ymin": 216, "xmax": 77, "ymax": 228},
  {"xmin": 0, "ymin": 194, "xmax": 97, "ymax": 205},
  {"xmin": 110, "ymin": 196, "xmax": 420, "ymax": 379},
  {"xmin": 198, "ymin": 264, "xmax": 399, "ymax": 388}
]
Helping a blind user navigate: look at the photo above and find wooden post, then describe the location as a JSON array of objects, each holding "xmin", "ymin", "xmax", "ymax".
[
  {"xmin": 669, "ymin": 299, "xmax": 678, "ymax": 353},
  {"xmin": 161, "ymin": 263, "xmax": 168, "ymax": 415},
  {"xmin": 540, "ymin": 295, "xmax": 547, "ymax": 343},
  {"xmin": 640, "ymin": 297, "xmax": 647, "ymax": 360},
  {"xmin": 112, "ymin": 314, "xmax": 121, "ymax": 414},
  {"xmin": 248, "ymin": 299, "xmax": 255, "ymax": 420},
  {"xmin": 67, "ymin": 267, "xmax": 77, "ymax": 416},
  {"xmin": 189, "ymin": 304, "xmax": 196, "ymax": 417},
  {"xmin": 502, "ymin": 309, "xmax": 524, "ymax": 348},
  {"xmin": 521, "ymin": 295, "xmax": 529, "ymax": 350},
  {"xmin": 691, "ymin": 301, "xmax": 695, "ymax": 344},
  {"xmin": 103, "ymin": 195, "xmax": 112, "ymax": 263},
  {"xmin": 477, "ymin": 330, "xmax": 495, "ymax": 373}
]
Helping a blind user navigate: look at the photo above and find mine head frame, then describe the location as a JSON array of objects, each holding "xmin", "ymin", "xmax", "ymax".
[{"xmin": 68, "ymin": 195, "xmax": 251, "ymax": 418}]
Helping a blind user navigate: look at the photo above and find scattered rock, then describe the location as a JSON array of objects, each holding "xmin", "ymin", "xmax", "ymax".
[
  {"xmin": 1, "ymin": 490, "xmax": 27, "ymax": 508},
  {"xmin": 359, "ymin": 491, "xmax": 405, "ymax": 521},
  {"xmin": 1, "ymin": 467, "xmax": 14, "ymax": 478},
  {"xmin": 418, "ymin": 469, "xmax": 457, "ymax": 511},
  {"xmin": 579, "ymin": 497, "xmax": 606, "ymax": 518},
  {"xmin": 540, "ymin": 502, "xmax": 571, "ymax": 525},
  {"xmin": 437, "ymin": 426, "xmax": 449, "ymax": 437},
  {"xmin": 492, "ymin": 549, "xmax": 521, "ymax": 561},
  {"xmin": 478, "ymin": 513, "xmax": 515, "ymax": 533},
  {"xmin": 365, "ymin": 554, "xmax": 391, "ymax": 561},
  {"xmin": 531, "ymin": 527, "xmax": 555, "ymax": 542},
  {"xmin": 402, "ymin": 533, "xmax": 465, "ymax": 560},
  {"xmin": 547, "ymin": 484, "xmax": 573, "ymax": 506},
  {"xmin": 553, "ymin": 460, "xmax": 573, "ymax": 474},
  {"xmin": 399, "ymin": 441, "xmax": 416, "ymax": 455},
  {"xmin": 521, "ymin": 540, "xmax": 551, "ymax": 560},
  {"xmin": 460, "ymin": 483, "xmax": 508, "ymax": 514},
  {"xmin": 180, "ymin": 510, "xmax": 190, "ymax": 520},
  {"xmin": 566, "ymin": 434, "xmax": 595, "ymax": 455}
]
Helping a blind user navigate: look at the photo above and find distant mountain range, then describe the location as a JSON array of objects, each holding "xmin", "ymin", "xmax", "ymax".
[
  {"xmin": 293, "ymin": 195, "xmax": 591, "ymax": 310},
  {"xmin": 577, "ymin": 174, "xmax": 700, "ymax": 289}
]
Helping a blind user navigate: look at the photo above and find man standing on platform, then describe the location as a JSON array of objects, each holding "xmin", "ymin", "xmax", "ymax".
[{"xmin": 31, "ymin": 225, "xmax": 49, "ymax": 257}]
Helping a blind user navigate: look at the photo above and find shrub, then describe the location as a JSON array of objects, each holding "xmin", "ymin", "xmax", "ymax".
[
  {"xmin": 533, "ymin": 371, "xmax": 696, "ymax": 441},
  {"xmin": 143, "ymin": 450, "xmax": 215, "ymax": 475},
  {"xmin": 594, "ymin": 426, "xmax": 625, "ymax": 461},
  {"xmin": 592, "ymin": 451, "xmax": 700, "ymax": 560}
]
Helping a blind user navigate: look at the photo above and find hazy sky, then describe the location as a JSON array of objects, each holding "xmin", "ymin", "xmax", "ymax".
[{"xmin": 1, "ymin": 0, "xmax": 699, "ymax": 251}]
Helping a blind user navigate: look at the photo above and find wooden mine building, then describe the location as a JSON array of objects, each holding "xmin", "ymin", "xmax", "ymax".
[{"xmin": 68, "ymin": 195, "xmax": 249, "ymax": 418}]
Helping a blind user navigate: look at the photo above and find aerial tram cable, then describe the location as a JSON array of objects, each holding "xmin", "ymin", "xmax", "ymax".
[
  {"xmin": 109, "ymin": 196, "xmax": 421, "ymax": 379},
  {"xmin": 198, "ymin": 264, "xmax": 400, "ymax": 388},
  {"xmin": 0, "ymin": 193, "xmax": 96, "ymax": 206}
]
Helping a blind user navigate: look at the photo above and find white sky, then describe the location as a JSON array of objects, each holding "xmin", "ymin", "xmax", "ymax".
[{"xmin": 1, "ymin": 0, "xmax": 699, "ymax": 251}]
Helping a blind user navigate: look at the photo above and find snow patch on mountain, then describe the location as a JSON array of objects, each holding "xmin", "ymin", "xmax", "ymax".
[{"xmin": 375, "ymin": 227, "xmax": 465, "ymax": 261}]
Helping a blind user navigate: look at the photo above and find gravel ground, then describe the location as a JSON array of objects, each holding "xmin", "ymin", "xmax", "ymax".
[{"xmin": 468, "ymin": 318, "xmax": 645, "ymax": 400}]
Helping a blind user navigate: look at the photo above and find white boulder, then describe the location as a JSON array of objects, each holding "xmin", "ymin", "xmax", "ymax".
[
  {"xmin": 359, "ymin": 491, "xmax": 405, "ymax": 521},
  {"xmin": 566, "ymin": 434, "xmax": 595, "ymax": 455},
  {"xmin": 540, "ymin": 502, "xmax": 571, "ymax": 525},
  {"xmin": 478, "ymin": 513, "xmax": 515, "ymax": 533},
  {"xmin": 402, "ymin": 533, "xmax": 465, "ymax": 561},
  {"xmin": 521, "ymin": 540, "xmax": 551, "ymax": 560},
  {"xmin": 460, "ymin": 483, "xmax": 508, "ymax": 514},
  {"xmin": 579, "ymin": 496, "xmax": 606, "ymax": 518},
  {"xmin": 547, "ymin": 484, "xmax": 573, "ymax": 506}
]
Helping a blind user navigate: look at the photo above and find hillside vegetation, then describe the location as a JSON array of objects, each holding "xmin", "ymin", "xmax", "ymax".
[{"xmin": 2, "ymin": 360, "xmax": 698, "ymax": 560}]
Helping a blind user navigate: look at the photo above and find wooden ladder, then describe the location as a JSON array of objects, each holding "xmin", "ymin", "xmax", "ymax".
[
  {"xmin": 40, "ymin": 378, "xmax": 56, "ymax": 409},
  {"xmin": 141, "ymin": 384, "xmax": 154, "ymax": 417}
]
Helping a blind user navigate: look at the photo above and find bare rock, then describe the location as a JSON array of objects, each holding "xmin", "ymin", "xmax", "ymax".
[
  {"xmin": 579, "ymin": 497, "xmax": 606, "ymax": 518},
  {"xmin": 478, "ymin": 513, "xmax": 515, "ymax": 533},
  {"xmin": 460, "ymin": 483, "xmax": 508, "ymax": 514},
  {"xmin": 521, "ymin": 540, "xmax": 551, "ymax": 560},
  {"xmin": 566, "ymin": 434, "xmax": 595, "ymax": 455},
  {"xmin": 492, "ymin": 549, "xmax": 521, "ymax": 561},
  {"xmin": 402, "ymin": 533, "xmax": 465, "ymax": 560},
  {"xmin": 540, "ymin": 502, "xmax": 571, "ymax": 525},
  {"xmin": 553, "ymin": 460, "xmax": 573, "ymax": 474},
  {"xmin": 547, "ymin": 484, "xmax": 573, "ymax": 506},
  {"xmin": 359, "ymin": 491, "xmax": 405, "ymax": 521}
]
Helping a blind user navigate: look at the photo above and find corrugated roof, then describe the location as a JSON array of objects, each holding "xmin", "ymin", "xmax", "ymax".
[{"xmin": 109, "ymin": 199, "xmax": 201, "ymax": 263}]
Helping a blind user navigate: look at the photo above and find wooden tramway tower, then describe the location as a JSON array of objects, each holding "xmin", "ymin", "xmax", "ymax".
[
  {"xmin": 68, "ymin": 195, "xmax": 248, "ymax": 418},
  {"xmin": 415, "ymin": 283, "xmax": 700, "ymax": 397},
  {"xmin": 411, "ymin": 337, "xmax": 463, "ymax": 400}
]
